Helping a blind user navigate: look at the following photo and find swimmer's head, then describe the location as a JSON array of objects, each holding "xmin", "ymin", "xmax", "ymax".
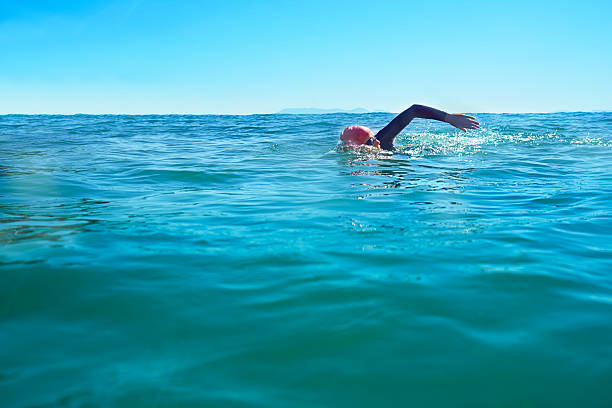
[{"xmin": 340, "ymin": 125, "xmax": 380, "ymax": 148}]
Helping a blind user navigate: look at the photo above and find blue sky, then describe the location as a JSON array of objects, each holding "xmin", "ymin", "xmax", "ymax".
[{"xmin": 1, "ymin": 0, "xmax": 610, "ymax": 114}]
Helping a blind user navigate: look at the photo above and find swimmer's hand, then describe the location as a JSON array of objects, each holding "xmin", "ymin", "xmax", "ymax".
[{"xmin": 445, "ymin": 114, "xmax": 480, "ymax": 132}]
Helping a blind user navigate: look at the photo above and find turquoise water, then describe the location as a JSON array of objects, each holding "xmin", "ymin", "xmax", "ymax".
[{"xmin": 1, "ymin": 112, "xmax": 612, "ymax": 407}]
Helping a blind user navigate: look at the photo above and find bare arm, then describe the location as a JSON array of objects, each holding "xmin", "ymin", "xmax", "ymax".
[{"xmin": 374, "ymin": 104, "xmax": 479, "ymax": 150}]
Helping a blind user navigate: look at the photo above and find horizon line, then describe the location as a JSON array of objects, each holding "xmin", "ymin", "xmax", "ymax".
[{"xmin": 1, "ymin": 110, "xmax": 611, "ymax": 116}]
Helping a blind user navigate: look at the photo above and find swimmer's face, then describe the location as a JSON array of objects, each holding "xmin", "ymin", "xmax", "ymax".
[{"xmin": 364, "ymin": 134, "xmax": 381, "ymax": 148}]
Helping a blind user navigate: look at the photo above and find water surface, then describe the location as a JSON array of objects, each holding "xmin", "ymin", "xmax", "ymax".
[{"xmin": 1, "ymin": 112, "xmax": 612, "ymax": 407}]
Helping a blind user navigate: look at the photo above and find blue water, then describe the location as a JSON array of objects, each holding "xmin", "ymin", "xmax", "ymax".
[{"xmin": 1, "ymin": 112, "xmax": 612, "ymax": 407}]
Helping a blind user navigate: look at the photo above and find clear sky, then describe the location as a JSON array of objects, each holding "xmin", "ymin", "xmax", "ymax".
[{"xmin": 1, "ymin": 0, "xmax": 611, "ymax": 114}]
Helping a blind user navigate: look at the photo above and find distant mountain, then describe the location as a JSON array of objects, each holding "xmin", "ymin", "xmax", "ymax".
[{"xmin": 277, "ymin": 107, "xmax": 370, "ymax": 114}]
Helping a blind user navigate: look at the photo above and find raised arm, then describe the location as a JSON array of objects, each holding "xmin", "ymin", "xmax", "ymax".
[{"xmin": 374, "ymin": 104, "xmax": 479, "ymax": 150}]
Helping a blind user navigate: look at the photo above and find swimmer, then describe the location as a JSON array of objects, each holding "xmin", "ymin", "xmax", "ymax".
[{"xmin": 340, "ymin": 104, "xmax": 480, "ymax": 150}]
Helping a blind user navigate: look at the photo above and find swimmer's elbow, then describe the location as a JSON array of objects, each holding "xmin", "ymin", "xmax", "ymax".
[
  {"xmin": 407, "ymin": 104, "xmax": 424, "ymax": 114},
  {"xmin": 398, "ymin": 104, "xmax": 419, "ymax": 122}
]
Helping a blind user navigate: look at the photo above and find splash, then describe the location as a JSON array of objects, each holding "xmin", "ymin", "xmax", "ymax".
[{"xmin": 393, "ymin": 127, "xmax": 612, "ymax": 156}]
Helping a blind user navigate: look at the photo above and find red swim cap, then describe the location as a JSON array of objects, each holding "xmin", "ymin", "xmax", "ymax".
[{"xmin": 340, "ymin": 125, "xmax": 374, "ymax": 146}]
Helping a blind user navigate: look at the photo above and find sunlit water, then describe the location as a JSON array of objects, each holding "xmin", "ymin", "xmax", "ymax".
[{"xmin": 1, "ymin": 112, "xmax": 611, "ymax": 407}]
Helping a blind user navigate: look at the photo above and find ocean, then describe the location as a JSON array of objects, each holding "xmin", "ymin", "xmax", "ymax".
[{"xmin": 1, "ymin": 112, "xmax": 611, "ymax": 407}]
